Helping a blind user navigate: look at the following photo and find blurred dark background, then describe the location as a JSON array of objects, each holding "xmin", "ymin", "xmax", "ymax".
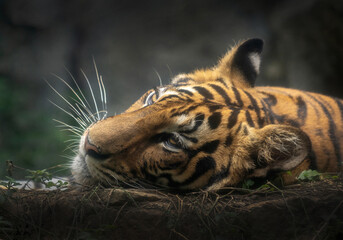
[{"xmin": 0, "ymin": 0, "xmax": 342, "ymax": 178}]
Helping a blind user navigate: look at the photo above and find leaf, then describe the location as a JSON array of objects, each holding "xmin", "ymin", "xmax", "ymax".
[
  {"xmin": 44, "ymin": 182, "xmax": 56, "ymax": 188},
  {"xmin": 297, "ymin": 170, "xmax": 321, "ymax": 181},
  {"xmin": 242, "ymin": 179, "xmax": 255, "ymax": 189}
]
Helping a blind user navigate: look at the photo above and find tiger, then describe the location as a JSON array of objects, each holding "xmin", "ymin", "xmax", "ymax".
[{"xmin": 71, "ymin": 38, "xmax": 343, "ymax": 190}]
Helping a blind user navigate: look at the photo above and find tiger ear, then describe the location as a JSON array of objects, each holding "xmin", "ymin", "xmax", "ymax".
[
  {"xmin": 248, "ymin": 125, "xmax": 311, "ymax": 178},
  {"xmin": 217, "ymin": 38, "xmax": 263, "ymax": 88}
]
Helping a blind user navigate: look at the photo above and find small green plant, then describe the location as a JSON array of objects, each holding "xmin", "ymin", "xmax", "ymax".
[
  {"xmin": 325, "ymin": 174, "xmax": 339, "ymax": 180},
  {"xmin": 242, "ymin": 179, "xmax": 255, "ymax": 189},
  {"xmin": 0, "ymin": 176, "xmax": 20, "ymax": 190},
  {"xmin": 2, "ymin": 162, "xmax": 69, "ymax": 190},
  {"xmin": 42, "ymin": 179, "xmax": 68, "ymax": 189},
  {"xmin": 26, "ymin": 169, "xmax": 52, "ymax": 184},
  {"xmin": 257, "ymin": 183, "xmax": 275, "ymax": 192},
  {"xmin": 52, "ymin": 180, "xmax": 68, "ymax": 188},
  {"xmin": 297, "ymin": 169, "xmax": 321, "ymax": 181},
  {"xmin": 25, "ymin": 169, "xmax": 68, "ymax": 189}
]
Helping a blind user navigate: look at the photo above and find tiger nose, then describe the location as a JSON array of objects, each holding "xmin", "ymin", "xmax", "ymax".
[
  {"xmin": 84, "ymin": 132, "xmax": 110, "ymax": 160},
  {"xmin": 84, "ymin": 133, "xmax": 99, "ymax": 153}
]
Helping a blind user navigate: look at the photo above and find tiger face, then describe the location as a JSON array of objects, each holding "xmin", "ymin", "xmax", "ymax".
[{"xmin": 72, "ymin": 39, "xmax": 313, "ymax": 190}]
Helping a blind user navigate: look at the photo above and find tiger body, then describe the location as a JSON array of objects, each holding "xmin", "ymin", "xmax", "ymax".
[
  {"xmin": 72, "ymin": 39, "xmax": 342, "ymax": 190},
  {"xmin": 254, "ymin": 86, "xmax": 343, "ymax": 173}
]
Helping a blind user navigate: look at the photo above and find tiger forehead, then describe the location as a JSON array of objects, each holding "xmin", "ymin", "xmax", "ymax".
[{"xmin": 172, "ymin": 70, "xmax": 227, "ymax": 85}]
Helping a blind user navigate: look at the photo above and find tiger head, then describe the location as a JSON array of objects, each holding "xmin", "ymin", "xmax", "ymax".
[{"xmin": 72, "ymin": 38, "xmax": 311, "ymax": 190}]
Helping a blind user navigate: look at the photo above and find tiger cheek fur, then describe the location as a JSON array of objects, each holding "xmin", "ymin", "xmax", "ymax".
[{"xmin": 72, "ymin": 38, "xmax": 342, "ymax": 190}]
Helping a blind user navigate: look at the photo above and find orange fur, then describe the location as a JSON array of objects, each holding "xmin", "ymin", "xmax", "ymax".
[{"xmin": 72, "ymin": 39, "xmax": 342, "ymax": 190}]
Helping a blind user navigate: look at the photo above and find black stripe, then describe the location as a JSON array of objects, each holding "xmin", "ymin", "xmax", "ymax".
[
  {"xmin": 193, "ymin": 86, "xmax": 214, "ymax": 100},
  {"xmin": 153, "ymin": 161, "xmax": 158, "ymax": 174},
  {"xmin": 260, "ymin": 92, "xmax": 284, "ymax": 124},
  {"xmin": 231, "ymin": 87, "xmax": 243, "ymax": 106},
  {"xmin": 235, "ymin": 123, "xmax": 242, "ymax": 134},
  {"xmin": 225, "ymin": 134, "xmax": 233, "ymax": 147},
  {"xmin": 170, "ymin": 108, "xmax": 178, "ymax": 114},
  {"xmin": 306, "ymin": 94, "xmax": 341, "ymax": 169},
  {"xmin": 159, "ymin": 95, "xmax": 184, "ymax": 102},
  {"xmin": 261, "ymin": 92, "xmax": 277, "ymax": 106},
  {"xmin": 188, "ymin": 140, "xmax": 220, "ymax": 159},
  {"xmin": 245, "ymin": 111, "xmax": 255, "ymax": 127},
  {"xmin": 147, "ymin": 161, "xmax": 153, "ymax": 171},
  {"xmin": 286, "ymin": 119, "xmax": 300, "ymax": 128},
  {"xmin": 170, "ymin": 104, "xmax": 200, "ymax": 117},
  {"xmin": 260, "ymin": 91, "xmax": 302, "ymax": 127},
  {"xmin": 207, "ymin": 165, "xmax": 230, "ymax": 187},
  {"xmin": 162, "ymin": 156, "xmax": 218, "ymax": 188},
  {"xmin": 141, "ymin": 162, "xmax": 158, "ymax": 183},
  {"xmin": 208, "ymin": 112, "xmax": 222, "ymax": 129},
  {"xmin": 180, "ymin": 113, "xmax": 205, "ymax": 134},
  {"xmin": 243, "ymin": 124, "xmax": 249, "ymax": 135},
  {"xmin": 217, "ymin": 77, "xmax": 228, "ymax": 88},
  {"xmin": 182, "ymin": 156, "xmax": 216, "ymax": 186},
  {"xmin": 130, "ymin": 169, "xmax": 137, "ymax": 177},
  {"xmin": 157, "ymin": 156, "xmax": 216, "ymax": 188},
  {"xmin": 199, "ymin": 140, "xmax": 220, "ymax": 154},
  {"xmin": 228, "ymin": 109, "xmax": 240, "ymax": 129},
  {"xmin": 296, "ymin": 96, "xmax": 307, "ymax": 125},
  {"xmin": 334, "ymin": 98, "xmax": 343, "ymax": 122},
  {"xmin": 309, "ymin": 149, "xmax": 318, "ymax": 170},
  {"xmin": 182, "ymin": 105, "xmax": 200, "ymax": 114},
  {"xmin": 210, "ymin": 84, "xmax": 233, "ymax": 106},
  {"xmin": 178, "ymin": 89, "xmax": 194, "ymax": 96},
  {"xmin": 96, "ymin": 165, "xmax": 126, "ymax": 182},
  {"xmin": 260, "ymin": 100, "xmax": 274, "ymax": 124},
  {"xmin": 208, "ymin": 104, "xmax": 224, "ymax": 112},
  {"xmin": 244, "ymin": 90, "xmax": 264, "ymax": 128},
  {"xmin": 158, "ymin": 161, "xmax": 184, "ymax": 171}
]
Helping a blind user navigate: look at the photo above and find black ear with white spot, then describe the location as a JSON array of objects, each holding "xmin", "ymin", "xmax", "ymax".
[
  {"xmin": 217, "ymin": 38, "xmax": 263, "ymax": 88},
  {"xmin": 231, "ymin": 38, "xmax": 263, "ymax": 87}
]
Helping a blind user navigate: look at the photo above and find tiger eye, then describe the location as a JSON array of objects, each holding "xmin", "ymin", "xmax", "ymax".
[{"xmin": 169, "ymin": 137, "xmax": 178, "ymax": 145}]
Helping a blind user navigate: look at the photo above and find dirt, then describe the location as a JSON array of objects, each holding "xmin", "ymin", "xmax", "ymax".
[{"xmin": 0, "ymin": 179, "xmax": 342, "ymax": 240}]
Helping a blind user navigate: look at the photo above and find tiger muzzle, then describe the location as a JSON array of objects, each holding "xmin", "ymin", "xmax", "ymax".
[{"xmin": 84, "ymin": 132, "xmax": 111, "ymax": 160}]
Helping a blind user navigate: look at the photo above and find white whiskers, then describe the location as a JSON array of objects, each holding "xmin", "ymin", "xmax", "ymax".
[
  {"xmin": 153, "ymin": 68, "xmax": 163, "ymax": 87},
  {"xmin": 48, "ymin": 60, "xmax": 108, "ymax": 151}
]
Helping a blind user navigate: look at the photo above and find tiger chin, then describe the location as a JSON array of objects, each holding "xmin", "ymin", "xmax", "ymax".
[{"xmin": 71, "ymin": 38, "xmax": 342, "ymax": 190}]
